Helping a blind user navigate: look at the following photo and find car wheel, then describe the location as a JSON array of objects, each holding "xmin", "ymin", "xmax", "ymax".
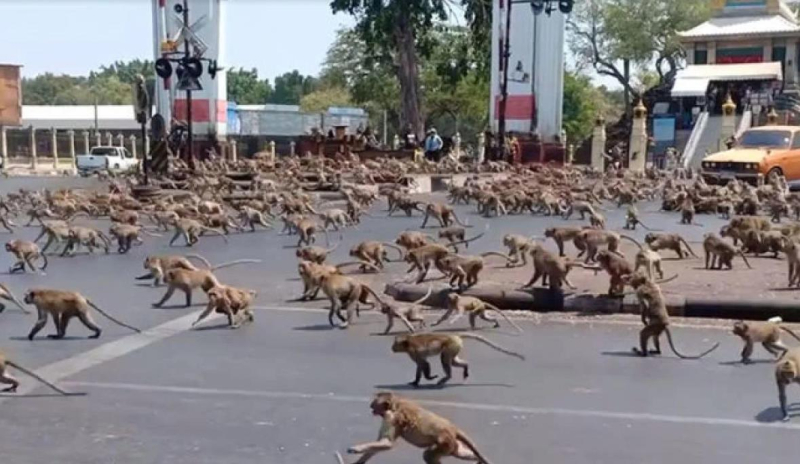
[
  {"xmin": 114, "ymin": 164, "xmax": 120, "ymax": 169},
  {"xmin": 768, "ymin": 167, "xmax": 783, "ymax": 181}
]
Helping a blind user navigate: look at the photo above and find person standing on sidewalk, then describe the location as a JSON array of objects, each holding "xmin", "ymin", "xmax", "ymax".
[{"xmin": 424, "ymin": 128, "xmax": 443, "ymax": 162}]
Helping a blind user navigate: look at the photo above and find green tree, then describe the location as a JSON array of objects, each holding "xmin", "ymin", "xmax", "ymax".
[
  {"xmin": 562, "ymin": 71, "xmax": 606, "ymax": 146},
  {"xmin": 300, "ymin": 87, "xmax": 352, "ymax": 113},
  {"xmin": 227, "ymin": 68, "xmax": 272, "ymax": 105},
  {"xmin": 269, "ymin": 71, "xmax": 318, "ymax": 105}
]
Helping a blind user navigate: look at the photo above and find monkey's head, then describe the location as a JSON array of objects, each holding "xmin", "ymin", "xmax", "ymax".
[
  {"xmin": 369, "ymin": 392, "xmax": 398, "ymax": 417},
  {"xmin": 732, "ymin": 321, "xmax": 749, "ymax": 338},
  {"xmin": 777, "ymin": 359, "xmax": 799, "ymax": 383},
  {"xmin": 391, "ymin": 335, "xmax": 410, "ymax": 353},
  {"xmin": 624, "ymin": 271, "xmax": 649, "ymax": 289},
  {"xmin": 348, "ymin": 245, "xmax": 360, "ymax": 257},
  {"xmin": 719, "ymin": 225, "xmax": 731, "ymax": 238},
  {"xmin": 23, "ymin": 290, "xmax": 37, "ymax": 305},
  {"xmin": 4, "ymin": 241, "xmax": 14, "ymax": 252},
  {"xmin": 295, "ymin": 248, "xmax": 306, "ymax": 259},
  {"xmin": 544, "ymin": 228, "xmax": 555, "ymax": 239},
  {"xmin": 446, "ymin": 292, "xmax": 460, "ymax": 307},
  {"xmin": 595, "ymin": 250, "xmax": 613, "ymax": 266},
  {"xmin": 644, "ymin": 233, "xmax": 657, "ymax": 245}
]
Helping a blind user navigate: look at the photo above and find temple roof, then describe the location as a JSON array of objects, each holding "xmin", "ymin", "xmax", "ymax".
[{"xmin": 679, "ymin": 14, "xmax": 800, "ymax": 39}]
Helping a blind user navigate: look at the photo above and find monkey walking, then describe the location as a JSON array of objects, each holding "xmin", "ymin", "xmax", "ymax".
[
  {"xmin": 391, "ymin": 332, "xmax": 525, "ymax": 387},
  {"xmin": 5, "ymin": 240, "xmax": 48, "ymax": 274},
  {"xmin": 732, "ymin": 317, "xmax": 800, "ymax": 364},
  {"xmin": 377, "ymin": 287, "xmax": 431, "ymax": 334},
  {"xmin": 776, "ymin": 347, "xmax": 800, "ymax": 421},
  {"xmin": 432, "ymin": 293, "xmax": 524, "ymax": 333},
  {"xmin": 136, "ymin": 254, "xmax": 261, "ymax": 287},
  {"xmin": 24, "ymin": 289, "xmax": 141, "ymax": 340},
  {"xmin": 336, "ymin": 392, "xmax": 493, "ymax": 464},
  {"xmin": 192, "ymin": 285, "xmax": 257, "ymax": 329},
  {"xmin": 0, "ymin": 350, "xmax": 85, "ymax": 396}
]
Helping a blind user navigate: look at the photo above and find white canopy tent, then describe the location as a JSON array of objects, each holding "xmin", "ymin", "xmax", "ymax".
[{"xmin": 671, "ymin": 62, "xmax": 783, "ymax": 98}]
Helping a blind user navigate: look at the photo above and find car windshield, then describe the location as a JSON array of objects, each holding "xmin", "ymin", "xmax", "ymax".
[
  {"xmin": 738, "ymin": 130, "xmax": 792, "ymax": 149},
  {"xmin": 90, "ymin": 147, "xmax": 116, "ymax": 156}
]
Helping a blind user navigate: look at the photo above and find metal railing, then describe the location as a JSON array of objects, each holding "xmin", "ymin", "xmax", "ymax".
[{"xmin": 682, "ymin": 111, "xmax": 708, "ymax": 169}]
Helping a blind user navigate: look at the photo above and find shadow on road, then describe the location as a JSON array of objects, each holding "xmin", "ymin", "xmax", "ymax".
[
  {"xmin": 718, "ymin": 359, "xmax": 773, "ymax": 366},
  {"xmin": 10, "ymin": 335, "xmax": 91, "ymax": 341},
  {"xmin": 374, "ymin": 382, "xmax": 513, "ymax": 391},
  {"xmin": 293, "ymin": 323, "xmax": 337, "ymax": 331},
  {"xmin": 0, "ymin": 393, "xmax": 84, "ymax": 399},
  {"xmin": 755, "ymin": 404, "xmax": 800, "ymax": 423}
]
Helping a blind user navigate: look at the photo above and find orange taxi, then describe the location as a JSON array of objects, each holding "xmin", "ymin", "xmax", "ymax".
[{"xmin": 701, "ymin": 126, "xmax": 800, "ymax": 184}]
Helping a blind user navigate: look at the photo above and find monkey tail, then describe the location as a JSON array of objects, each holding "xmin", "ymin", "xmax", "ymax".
[
  {"xmin": 86, "ymin": 300, "xmax": 141, "ymax": 333},
  {"xmin": 455, "ymin": 431, "xmax": 495, "ymax": 464},
  {"xmin": 362, "ymin": 285, "xmax": 387, "ymax": 306},
  {"xmin": 0, "ymin": 283, "xmax": 28, "ymax": 313},
  {"xmin": 484, "ymin": 303, "xmax": 524, "ymax": 334},
  {"xmin": 185, "ymin": 254, "xmax": 212, "ymax": 269},
  {"xmin": 480, "ymin": 251, "xmax": 514, "ymax": 264},
  {"xmin": 211, "ymin": 259, "xmax": 262, "ymax": 271},
  {"xmin": 381, "ymin": 242, "xmax": 406, "ymax": 261},
  {"xmin": 780, "ymin": 326, "xmax": 800, "ymax": 343},
  {"xmin": 336, "ymin": 260, "xmax": 381, "ymax": 273},
  {"xmin": 664, "ymin": 328, "xmax": 720, "ymax": 360},
  {"xmin": 679, "ymin": 237, "xmax": 700, "ymax": 258},
  {"xmin": 654, "ymin": 274, "xmax": 679, "ymax": 285},
  {"xmin": 65, "ymin": 211, "xmax": 90, "ymax": 223},
  {"xmin": 5, "ymin": 360, "xmax": 85, "ymax": 396},
  {"xmin": 139, "ymin": 228, "xmax": 163, "ymax": 238},
  {"xmin": 97, "ymin": 232, "xmax": 112, "ymax": 249},
  {"xmin": 201, "ymin": 227, "xmax": 228, "ymax": 243},
  {"xmin": 451, "ymin": 211, "xmax": 473, "ymax": 228},
  {"xmin": 619, "ymin": 234, "xmax": 643, "ymax": 251},
  {"xmin": 447, "ymin": 225, "xmax": 489, "ymax": 250},
  {"xmin": 333, "ymin": 451, "xmax": 346, "ymax": 464},
  {"xmin": 411, "ymin": 286, "xmax": 433, "ymax": 306},
  {"xmin": 459, "ymin": 333, "xmax": 525, "ymax": 360},
  {"xmin": 38, "ymin": 253, "xmax": 48, "ymax": 271},
  {"xmin": 738, "ymin": 249, "xmax": 753, "ymax": 269}
]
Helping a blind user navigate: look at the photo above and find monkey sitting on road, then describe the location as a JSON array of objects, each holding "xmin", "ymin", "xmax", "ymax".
[
  {"xmin": 432, "ymin": 293, "xmax": 523, "ymax": 333},
  {"xmin": 624, "ymin": 271, "xmax": 719, "ymax": 359},
  {"xmin": 0, "ymin": 349, "xmax": 84, "ymax": 396},
  {"xmin": 732, "ymin": 317, "xmax": 800, "ymax": 364},
  {"xmin": 337, "ymin": 392, "xmax": 493, "ymax": 464},
  {"xmin": 192, "ymin": 285, "xmax": 257, "ymax": 329},
  {"xmin": 391, "ymin": 332, "xmax": 524, "ymax": 387},
  {"xmin": 5, "ymin": 240, "xmax": 47, "ymax": 274},
  {"xmin": 24, "ymin": 288, "xmax": 141, "ymax": 340}
]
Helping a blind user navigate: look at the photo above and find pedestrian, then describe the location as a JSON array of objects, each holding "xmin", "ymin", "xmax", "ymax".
[{"xmin": 424, "ymin": 128, "xmax": 443, "ymax": 162}]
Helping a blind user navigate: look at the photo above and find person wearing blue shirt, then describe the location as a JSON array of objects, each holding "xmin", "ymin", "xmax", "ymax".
[{"xmin": 424, "ymin": 128, "xmax": 443, "ymax": 162}]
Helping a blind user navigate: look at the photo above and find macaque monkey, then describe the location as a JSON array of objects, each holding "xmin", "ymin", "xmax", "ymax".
[
  {"xmin": 24, "ymin": 288, "xmax": 141, "ymax": 340},
  {"xmin": 732, "ymin": 317, "xmax": 800, "ymax": 364},
  {"xmin": 318, "ymin": 208, "xmax": 352, "ymax": 231},
  {"xmin": 337, "ymin": 392, "xmax": 493, "ymax": 464},
  {"xmin": 238, "ymin": 206, "xmax": 273, "ymax": 232},
  {"xmin": 109, "ymin": 208, "xmax": 139, "ymax": 225},
  {"xmin": 203, "ymin": 213, "xmax": 244, "ymax": 235},
  {"xmin": 395, "ymin": 231, "xmax": 434, "ymax": 251},
  {"xmin": 321, "ymin": 273, "xmax": 382, "ymax": 328},
  {"xmin": 589, "ymin": 211, "xmax": 606, "ymax": 229},
  {"xmin": 0, "ymin": 350, "xmax": 84, "ymax": 396},
  {"xmin": 349, "ymin": 241, "xmax": 405, "ymax": 270},
  {"xmin": 153, "ymin": 268, "xmax": 221, "ymax": 308},
  {"xmin": 544, "ymin": 226, "xmax": 585, "ymax": 257},
  {"xmin": 192, "ymin": 285, "xmax": 257, "ymax": 329},
  {"xmin": 35, "ymin": 221, "xmax": 71, "ymax": 254},
  {"xmin": 624, "ymin": 206, "xmax": 653, "ymax": 230},
  {"xmin": 378, "ymin": 287, "xmax": 431, "ymax": 334},
  {"xmin": 502, "ymin": 234, "xmax": 538, "ymax": 266},
  {"xmin": 391, "ymin": 332, "xmax": 524, "ymax": 387},
  {"xmin": 744, "ymin": 229, "xmax": 785, "ymax": 258},
  {"xmin": 296, "ymin": 260, "xmax": 377, "ymax": 302},
  {"xmin": 644, "ymin": 233, "xmax": 698, "ymax": 259},
  {"xmin": 729, "ymin": 215, "xmax": 771, "ymax": 233},
  {"xmin": 560, "ymin": 200, "xmax": 600, "ymax": 220},
  {"xmin": 295, "ymin": 244, "xmax": 339, "ymax": 264},
  {"xmin": 294, "ymin": 218, "xmax": 329, "ymax": 247},
  {"xmin": 109, "ymin": 224, "xmax": 159, "ymax": 253},
  {"xmin": 596, "ymin": 250, "xmax": 634, "ymax": 296},
  {"xmin": 435, "ymin": 254, "xmax": 486, "ymax": 290},
  {"xmin": 137, "ymin": 254, "xmax": 260, "ymax": 287},
  {"xmin": 775, "ymin": 347, "xmax": 800, "ymax": 421},
  {"xmin": 523, "ymin": 246, "xmax": 583, "ymax": 290},
  {"xmin": 421, "ymin": 203, "xmax": 470, "ymax": 229},
  {"xmin": 405, "ymin": 244, "xmax": 454, "ymax": 284},
  {"xmin": 625, "ymin": 272, "xmax": 719, "ymax": 359},
  {"xmin": 5, "ymin": 240, "xmax": 48, "ymax": 273},
  {"xmin": 169, "ymin": 218, "xmax": 228, "ymax": 247},
  {"xmin": 785, "ymin": 238, "xmax": 800, "ymax": 287},
  {"xmin": 61, "ymin": 226, "xmax": 111, "ymax": 256},
  {"xmin": 623, "ymin": 236, "xmax": 664, "ymax": 280},
  {"xmin": 433, "ymin": 293, "xmax": 523, "ymax": 333},
  {"xmin": 680, "ymin": 198, "xmax": 698, "ymax": 225},
  {"xmin": 147, "ymin": 210, "xmax": 180, "ymax": 231},
  {"xmin": 703, "ymin": 233, "xmax": 752, "ymax": 270},
  {"xmin": 438, "ymin": 227, "xmax": 466, "ymax": 251},
  {"xmin": 578, "ymin": 229, "xmax": 632, "ymax": 263}
]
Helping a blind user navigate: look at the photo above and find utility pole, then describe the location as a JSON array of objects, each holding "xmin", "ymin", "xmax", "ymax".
[
  {"xmin": 497, "ymin": 0, "xmax": 513, "ymax": 162},
  {"xmin": 183, "ymin": 0, "xmax": 195, "ymax": 171}
]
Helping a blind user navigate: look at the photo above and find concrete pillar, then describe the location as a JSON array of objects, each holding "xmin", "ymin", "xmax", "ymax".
[
  {"xmin": 591, "ymin": 115, "xmax": 606, "ymax": 170},
  {"xmin": 392, "ymin": 134, "xmax": 400, "ymax": 150},
  {"xmin": 145, "ymin": 134, "xmax": 150, "ymax": 154},
  {"xmin": 95, "ymin": 132, "xmax": 101, "ymax": 147},
  {"xmin": 567, "ymin": 144, "xmax": 575, "ymax": 165},
  {"xmin": 82, "ymin": 131, "xmax": 90, "ymax": 154},
  {"xmin": 68, "ymin": 130, "xmax": 76, "ymax": 168},
  {"xmin": 105, "ymin": 132, "xmax": 113, "ymax": 146},
  {"xmin": 129, "ymin": 135, "xmax": 137, "ymax": 158},
  {"xmin": 767, "ymin": 107, "xmax": 780, "ymax": 125},
  {"xmin": 764, "ymin": 40, "xmax": 773, "ymax": 64},
  {"xmin": 29, "ymin": 127, "xmax": 37, "ymax": 169},
  {"xmin": 453, "ymin": 132, "xmax": 462, "ymax": 157},
  {"xmin": 787, "ymin": 40, "xmax": 798, "ymax": 86},
  {"xmin": 708, "ymin": 41, "xmax": 717, "ymax": 64},
  {"xmin": 628, "ymin": 101, "xmax": 648, "ymax": 172},
  {"xmin": 116, "ymin": 134, "xmax": 124, "ymax": 148},
  {"xmin": 0, "ymin": 127, "xmax": 7, "ymax": 170},
  {"xmin": 721, "ymin": 94, "xmax": 737, "ymax": 146},
  {"xmin": 477, "ymin": 132, "xmax": 485, "ymax": 164},
  {"xmin": 51, "ymin": 128, "xmax": 58, "ymax": 169},
  {"xmin": 231, "ymin": 141, "xmax": 238, "ymax": 163},
  {"xmin": 269, "ymin": 140, "xmax": 276, "ymax": 162},
  {"xmin": 685, "ymin": 44, "xmax": 695, "ymax": 65},
  {"xmin": 290, "ymin": 141, "xmax": 296, "ymax": 156}
]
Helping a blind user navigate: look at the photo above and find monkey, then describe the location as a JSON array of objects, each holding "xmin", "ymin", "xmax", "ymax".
[
  {"xmin": 785, "ymin": 238, "xmax": 800, "ymax": 287},
  {"xmin": 109, "ymin": 223, "xmax": 158, "ymax": 253},
  {"xmin": 578, "ymin": 229, "xmax": 633, "ymax": 263},
  {"xmin": 295, "ymin": 243, "xmax": 339, "ymax": 264},
  {"xmin": 588, "ymin": 210, "xmax": 606, "ymax": 229},
  {"xmin": 169, "ymin": 218, "xmax": 228, "ymax": 247},
  {"xmin": 338, "ymin": 391, "xmax": 493, "ymax": 464},
  {"xmin": 770, "ymin": 199, "xmax": 790, "ymax": 223},
  {"xmin": 404, "ymin": 244, "xmax": 454, "ymax": 284},
  {"xmin": 621, "ymin": 235, "xmax": 664, "ymax": 281},
  {"xmin": 523, "ymin": 246, "xmax": 584, "ymax": 291},
  {"xmin": 391, "ymin": 332, "xmax": 524, "ymax": 387},
  {"xmin": 349, "ymin": 241, "xmax": 405, "ymax": 270},
  {"xmin": 501, "ymin": 234, "xmax": 538, "ymax": 266},
  {"xmin": 24, "ymin": 288, "xmax": 141, "ymax": 340},
  {"xmin": 434, "ymin": 254, "xmax": 488, "ymax": 290},
  {"xmin": 296, "ymin": 260, "xmax": 378, "ymax": 302},
  {"xmin": 0, "ymin": 350, "xmax": 84, "ymax": 396},
  {"xmin": 775, "ymin": 347, "xmax": 800, "ymax": 421},
  {"xmin": 432, "ymin": 293, "xmax": 524, "ymax": 333},
  {"xmin": 294, "ymin": 218, "xmax": 329, "ymax": 247},
  {"xmin": 679, "ymin": 198, "xmax": 699, "ymax": 225},
  {"xmin": 109, "ymin": 208, "xmax": 139, "ymax": 225},
  {"xmin": 717, "ymin": 201, "xmax": 733, "ymax": 220},
  {"xmin": 595, "ymin": 249, "xmax": 634, "ymax": 296},
  {"xmin": 703, "ymin": 233, "xmax": 752, "ymax": 270},
  {"xmin": 136, "ymin": 254, "xmax": 260, "ymax": 287},
  {"xmin": 395, "ymin": 230, "xmax": 434, "ymax": 251},
  {"xmin": 192, "ymin": 285, "xmax": 257, "ymax": 329},
  {"xmin": 544, "ymin": 226, "xmax": 585, "ymax": 257},
  {"xmin": 0, "ymin": 283, "xmax": 27, "ymax": 313},
  {"xmin": 438, "ymin": 227, "xmax": 467, "ymax": 251},
  {"xmin": 744, "ymin": 229, "xmax": 786, "ymax": 258},
  {"xmin": 388, "ymin": 196, "xmax": 425, "ymax": 217},
  {"xmin": 318, "ymin": 208, "xmax": 353, "ymax": 231},
  {"xmin": 34, "ymin": 221, "xmax": 72, "ymax": 254},
  {"xmin": 732, "ymin": 317, "xmax": 800, "ymax": 364},
  {"xmin": 625, "ymin": 271, "xmax": 720, "ymax": 359},
  {"xmin": 560, "ymin": 200, "xmax": 601, "ymax": 220},
  {"xmin": 320, "ymin": 273, "xmax": 383, "ymax": 328},
  {"xmin": 203, "ymin": 212, "xmax": 244, "ymax": 235},
  {"xmin": 729, "ymin": 215, "xmax": 771, "ymax": 232},
  {"xmin": 623, "ymin": 205, "xmax": 653, "ymax": 231},
  {"xmin": 0, "ymin": 214, "xmax": 16, "ymax": 233},
  {"xmin": 5, "ymin": 240, "xmax": 47, "ymax": 274},
  {"xmin": 147, "ymin": 210, "xmax": 180, "ymax": 231},
  {"xmin": 238, "ymin": 206, "xmax": 273, "ymax": 232},
  {"xmin": 420, "ymin": 203, "xmax": 470, "ymax": 229},
  {"xmin": 152, "ymin": 268, "xmax": 222, "ymax": 308},
  {"xmin": 61, "ymin": 226, "xmax": 111, "ymax": 256},
  {"xmin": 644, "ymin": 232, "xmax": 698, "ymax": 259},
  {"xmin": 378, "ymin": 287, "xmax": 431, "ymax": 334},
  {"xmin": 25, "ymin": 207, "xmax": 59, "ymax": 226}
]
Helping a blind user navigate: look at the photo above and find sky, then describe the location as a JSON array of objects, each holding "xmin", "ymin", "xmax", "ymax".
[{"xmin": 0, "ymin": 0, "xmax": 353, "ymax": 82}]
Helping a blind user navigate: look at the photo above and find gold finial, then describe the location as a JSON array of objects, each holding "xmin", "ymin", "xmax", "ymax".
[
  {"xmin": 767, "ymin": 107, "xmax": 780, "ymax": 125},
  {"xmin": 595, "ymin": 114, "xmax": 605, "ymax": 127},
  {"xmin": 722, "ymin": 93, "xmax": 736, "ymax": 116},
  {"xmin": 633, "ymin": 99, "xmax": 647, "ymax": 119}
]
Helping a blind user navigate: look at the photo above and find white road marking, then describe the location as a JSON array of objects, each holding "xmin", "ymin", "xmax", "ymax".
[{"xmin": 62, "ymin": 380, "xmax": 800, "ymax": 431}]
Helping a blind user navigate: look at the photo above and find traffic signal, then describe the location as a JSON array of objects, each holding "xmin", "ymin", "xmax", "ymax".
[
  {"xmin": 531, "ymin": 0, "xmax": 544, "ymax": 15},
  {"xmin": 559, "ymin": 0, "xmax": 574, "ymax": 13}
]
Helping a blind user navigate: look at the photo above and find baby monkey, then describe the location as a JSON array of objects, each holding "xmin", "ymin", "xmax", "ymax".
[
  {"xmin": 192, "ymin": 285, "xmax": 257, "ymax": 329},
  {"xmin": 732, "ymin": 316, "xmax": 800, "ymax": 364},
  {"xmin": 432, "ymin": 293, "xmax": 524, "ymax": 333},
  {"xmin": 378, "ymin": 287, "xmax": 431, "ymax": 334}
]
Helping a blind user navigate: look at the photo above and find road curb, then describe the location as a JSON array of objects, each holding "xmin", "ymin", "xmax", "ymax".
[{"xmin": 384, "ymin": 283, "xmax": 800, "ymax": 321}]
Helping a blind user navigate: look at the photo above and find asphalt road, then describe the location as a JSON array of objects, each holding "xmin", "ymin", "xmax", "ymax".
[{"xmin": 0, "ymin": 177, "xmax": 792, "ymax": 464}]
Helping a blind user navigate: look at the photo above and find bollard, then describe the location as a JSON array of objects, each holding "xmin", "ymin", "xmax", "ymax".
[
  {"xmin": 105, "ymin": 132, "xmax": 113, "ymax": 146},
  {"xmin": 231, "ymin": 141, "xmax": 238, "ymax": 163},
  {"xmin": 0, "ymin": 126, "xmax": 7, "ymax": 171},
  {"xmin": 82, "ymin": 130, "xmax": 90, "ymax": 154},
  {"xmin": 95, "ymin": 132, "xmax": 101, "ymax": 147},
  {"xmin": 290, "ymin": 141, "xmax": 296, "ymax": 156},
  {"xmin": 567, "ymin": 144, "xmax": 575, "ymax": 165},
  {"xmin": 68, "ymin": 130, "xmax": 76, "ymax": 169},
  {"xmin": 116, "ymin": 134, "xmax": 124, "ymax": 148},
  {"xmin": 51, "ymin": 128, "xmax": 58, "ymax": 169},
  {"xmin": 477, "ymin": 132, "xmax": 485, "ymax": 164},
  {"xmin": 269, "ymin": 140, "xmax": 276, "ymax": 162},
  {"xmin": 30, "ymin": 127, "xmax": 37, "ymax": 170},
  {"xmin": 392, "ymin": 134, "xmax": 400, "ymax": 150},
  {"xmin": 129, "ymin": 135, "xmax": 137, "ymax": 158}
]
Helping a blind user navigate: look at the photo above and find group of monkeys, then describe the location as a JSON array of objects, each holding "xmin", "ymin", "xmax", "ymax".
[{"xmin": 4, "ymin": 153, "xmax": 800, "ymax": 463}]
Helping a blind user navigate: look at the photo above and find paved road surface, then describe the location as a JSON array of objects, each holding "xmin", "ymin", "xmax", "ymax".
[{"xmin": 0, "ymin": 178, "xmax": 792, "ymax": 464}]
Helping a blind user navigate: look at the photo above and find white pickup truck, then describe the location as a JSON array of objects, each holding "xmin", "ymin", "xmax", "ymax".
[{"xmin": 76, "ymin": 146, "xmax": 138, "ymax": 174}]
